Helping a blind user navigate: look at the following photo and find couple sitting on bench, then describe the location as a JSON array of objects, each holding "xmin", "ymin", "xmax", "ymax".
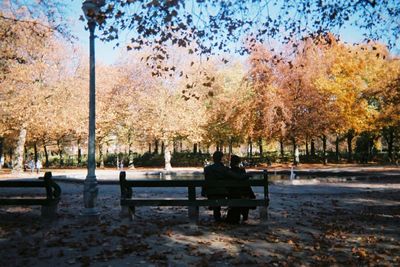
[{"xmin": 203, "ymin": 151, "xmax": 255, "ymax": 224}]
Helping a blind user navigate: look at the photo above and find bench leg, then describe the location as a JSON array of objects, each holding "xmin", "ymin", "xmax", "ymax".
[
  {"xmin": 41, "ymin": 204, "xmax": 58, "ymax": 219},
  {"xmin": 188, "ymin": 206, "xmax": 199, "ymax": 222},
  {"xmin": 120, "ymin": 205, "xmax": 134, "ymax": 220},
  {"xmin": 259, "ymin": 206, "xmax": 268, "ymax": 221}
]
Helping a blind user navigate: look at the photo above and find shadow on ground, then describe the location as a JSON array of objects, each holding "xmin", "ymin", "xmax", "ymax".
[{"xmin": 0, "ymin": 182, "xmax": 399, "ymax": 266}]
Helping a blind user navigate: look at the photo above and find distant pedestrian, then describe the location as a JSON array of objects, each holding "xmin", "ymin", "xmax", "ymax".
[
  {"xmin": 36, "ymin": 160, "xmax": 42, "ymax": 174},
  {"xmin": 28, "ymin": 159, "xmax": 35, "ymax": 174}
]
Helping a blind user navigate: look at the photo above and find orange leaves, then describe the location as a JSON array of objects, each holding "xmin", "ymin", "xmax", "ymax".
[
  {"xmin": 352, "ymin": 247, "xmax": 368, "ymax": 258},
  {"xmin": 315, "ymin": 42, "xmax": 391, "ymax": 134}
]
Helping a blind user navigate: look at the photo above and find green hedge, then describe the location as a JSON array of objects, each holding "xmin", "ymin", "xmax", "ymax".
[{"xmin": 133, "ymin": 152, "xmax": 211, "ymax": 167}]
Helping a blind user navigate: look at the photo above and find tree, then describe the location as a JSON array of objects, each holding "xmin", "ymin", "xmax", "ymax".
[
  {"xmin": 202, "ymin": 60, "xmax": 249, "ymax": 152},
  {"xmin": 368, "ymin": 56, "xmax": 400, "ymax": 162},
  {"xmin": 315, "ymin": 41, "xmax": 387, "ymax": 162},
  {"xmin": 283, "ymin": 34, "xmax": 343, "ymax": 164},
  {"xmin": 0, "ymin": 16, "xmax": 53, "ymax": 172},
  {"xmin": 99, "ymin": 1, "xmax": 399, "ymax": 57},
  {"xmin": 0, "ymin": 13, "xmax": 85, "ymax": 172},
  {"xmin": 246, "ymin": 45, "xmax": 288, "ymax": 157},
  {"xmin": 116, "ymin": 49, "xmax": 208, "ymax": 170},
  {"xmin": 1, "ymin": 0, "xmax": 70, "ymax": 36}
]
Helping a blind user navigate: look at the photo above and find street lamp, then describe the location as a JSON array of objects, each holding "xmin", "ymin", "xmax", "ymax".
[{"xmin": 81, "ymin": 0, "xmax": 104, "ymax": 216}]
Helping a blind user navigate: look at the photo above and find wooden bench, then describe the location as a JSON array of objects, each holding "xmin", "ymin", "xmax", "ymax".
[
  {"xmin": 119, "ymin": 170, "xmax": 269, "ymax": 222},
  {"xmin": 0, "ymin": 172, "xmax": 61, "ymax": 218}
]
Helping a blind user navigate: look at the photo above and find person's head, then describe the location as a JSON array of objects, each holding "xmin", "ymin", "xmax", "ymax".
[
  {"xmin": 212, "ymin": 151, "xmax": 224, "ymax": 163},
  {"xmin": 230, "ymin": 155, "xmax": 241, "ymax": 167}
]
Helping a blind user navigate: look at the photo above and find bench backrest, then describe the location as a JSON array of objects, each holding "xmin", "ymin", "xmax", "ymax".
[
  {"xmin": 0, "ymin": 172, "xmax": 61, "ymax": 201},
  {"xmin": 119, "ymin": 170, "xmax": 269, "ymax": 199}
]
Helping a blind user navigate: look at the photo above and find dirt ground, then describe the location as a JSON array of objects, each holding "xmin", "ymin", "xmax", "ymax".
[{"xmin": 0, "ymin": 168, "xmax": 399, "ymax": 267}]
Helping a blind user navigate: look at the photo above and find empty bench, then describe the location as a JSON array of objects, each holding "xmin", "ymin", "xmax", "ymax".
[
  {"xmin": 0, "ymin": 172, "xmax": 61, "ymax": 218},
  {"xmin": 119, "ymin": 170, "xmax": 269, "ymax": 222}
]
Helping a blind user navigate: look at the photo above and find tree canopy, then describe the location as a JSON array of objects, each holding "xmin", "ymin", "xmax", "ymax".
[{"xmin": 98, "ymin": 0, "xmax": 399, "ymax": 54}]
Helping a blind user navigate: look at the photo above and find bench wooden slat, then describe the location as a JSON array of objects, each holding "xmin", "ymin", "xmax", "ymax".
[
  {"xmin": 119, "ymin": 170, "xmax": 269, "ymax": 221},
  {"xmin": 123, "ymin": 179, "xmax": 267, "ymax": 187},
  {"xmin": 0, "ymin": 198, "xmax": 51, "ymax": 205},
  {"xmin": 0, "ymin": 172, "xmax": 61, "ymax": 218},
  {"xmin": 0, "ymin": 181, "xmax": 46, "ymax": 187},
  {"xmin": 121, "ymin": 198, "xmax": 267, "ymax": 207}
]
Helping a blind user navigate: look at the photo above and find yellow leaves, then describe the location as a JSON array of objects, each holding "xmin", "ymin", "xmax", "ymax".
[
  {"xmin": 352, "ymin": 247, "xmax": 368, "ymax": 258},
  {"xmin": 312, "ymin": 42, "xmax": 391, "ymax": 134}
]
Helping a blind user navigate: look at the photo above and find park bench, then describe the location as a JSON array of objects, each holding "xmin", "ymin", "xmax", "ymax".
[
  {"xmin": 119, "ymin": 170, "xmax": 269, "ymax": 222},
  {"xmin": 0, "ymin": 172, "xmax": 61, "ymax": 218}
]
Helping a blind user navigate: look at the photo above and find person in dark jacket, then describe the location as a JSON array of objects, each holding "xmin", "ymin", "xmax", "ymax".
[
  {"xmin": 227, "ymin": 155, "xmax": 256, "ymax": 223},
  {"xmin": 203, "ymin": 151, "xmax": 246, "ymax": 222}
]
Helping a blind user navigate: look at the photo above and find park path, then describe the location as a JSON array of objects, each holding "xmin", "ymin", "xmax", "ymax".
[
  {"xmin": 1, "ymin": 164, "xmax": 400, "ymax": 182},
  {"xmin": 1, "ymin": 173, "xmax": 399, "ymax": 266}
]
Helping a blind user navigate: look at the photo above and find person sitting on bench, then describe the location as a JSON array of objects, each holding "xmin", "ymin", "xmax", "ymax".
[
  {"xmin": 203, "ymin": 151, "xmax": 249, "ymax": 222},
  {"xmin": 226, "ymin": 155, "xmax": 256, "ymax": 223}
]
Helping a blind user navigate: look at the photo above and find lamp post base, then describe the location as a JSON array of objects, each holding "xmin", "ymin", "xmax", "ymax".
[{"xmin": 82, "ymin": 176, "xmax": 100, "ymax": 216}]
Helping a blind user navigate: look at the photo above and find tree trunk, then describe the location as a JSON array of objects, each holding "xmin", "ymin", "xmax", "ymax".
[
  {"xmin": 193, "ymin": 143, "xmax": 198, "ymax": 154},
  {"xmin": 383, "ymin": 127, "xmax": 394, "ymax": 162},
  {"xmin": 57, "ymin": 140, "xmax": 64, "ymax": 166},
  {"xmin": 388, "ymin": 131, "xmax": 394, "ymax": 162},
  {"xmin": 321, "ymin": 134, "xmax": 327, "ymax": 165},
  {"xmin": 148, "ymin": 143, "xmax": 152, "ymax": 154},
  {"xmin": 0, "ymin": 137, "xmax": 4, "ymax": 169},
  {"xmin": 310, "ymin": 138, "xmax": 315, "ymax": 157},
  {"xmin": 388, "ymin": 131, "xmax": 394, "ymax": 163},
  {"xmin": 164, "ymin": 140, "xmax": 173, "ymax": 171},
  {"xmin": 44, "ymin": 145, "xmax": 49, "ymax": 168},
  {"xmin": 12, "ymin": 126, "xmax": 27, "ymax": 173},
  {"xmin": 34, "ymin": 142, "xmax": 38, "ymax": 163},
  {"xmin": 116, "ymin": 145, "xmax": 120, "ymax": 169},
  {"xmin": 305, "ymin": 139, "xmax": 309, "ymax": 156},
  {"xmin": 292, "ymin": 138, "xmax": 299, "ymax": 165},
  {"xmin": 258, "ymin": 138, "xmax": 263, "ymax": 158},
  {"xmin": 24, "ymin": 146, "xmax": 28, "ymax": 162},
  {"xmin": 335, "ymin": 134, "xmax": 340, "ymax": 163},
  {"xmin": 280, "ymin": 138, "xmax": 284, "ymax": 160},
  {"xmin": 9, "ymin": 148, "xmax": 13, "ymax": 166},
  {"xmin": 161, "ymin": 141, "xmax": 165, "ymax": 155},
  {"xmin": 77, "ymin": 138, "xmax": 82, "ymax": 165},
  {"xmin": 248, "ymin": 139, "xmax": 253, "ymax": 158},
  {"xmin": 128, "ymin": 133, "xmax": 133, "ymax": 168},
  {"xmin": 367, "ymin": 135, "xmax": 375, "ymax": 163},
  {"xmin": 228, "ymin": 138, "xmax": 233, "ymax": 156},
  {"xmin": 366, "ymin": 137, "xmax": 371, "ymax": 163},
  {"xmin": 154, "ymin": 139, "xmax": 159, "ymax": 154},
  {"xmin": 347, "ymin": 130, "xmax": 354, "ymax": 163},
  {"xmin": 99, "ymin": 143, "xmax": 104, "ymax": 168}
]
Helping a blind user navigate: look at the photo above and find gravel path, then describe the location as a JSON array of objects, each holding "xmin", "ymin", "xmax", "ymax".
[{"xmin": 1, "ymin": 177, "xmax": 399, "ymax": 266}]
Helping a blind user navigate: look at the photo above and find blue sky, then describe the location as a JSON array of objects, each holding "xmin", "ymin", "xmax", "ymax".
[
  {"xmin": 68, "ymin": 0, "xmax": 379, "ymax": 65},
  {"xmin": 69, "ymin": 0, "xmax": 120, "ymax": 65}
]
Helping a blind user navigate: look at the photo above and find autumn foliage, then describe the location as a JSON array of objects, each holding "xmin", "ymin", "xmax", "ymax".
[{"xmin": 1, "ymin": 15, "xmax": 400, "ymax": 171}]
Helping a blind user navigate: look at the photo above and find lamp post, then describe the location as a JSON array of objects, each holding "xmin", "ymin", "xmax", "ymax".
[{"xmin": 81, "ymin": 0, "xmax": 104, "ymax": 216}]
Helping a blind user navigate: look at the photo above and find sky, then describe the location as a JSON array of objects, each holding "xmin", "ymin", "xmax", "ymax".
[
  {"xmin": 69, "ymin": 0, "xmax": 121, "ymax": 65},
  {"xmin": 67, "ymin": 0, "xmax": 380, "ymax": 66}
]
